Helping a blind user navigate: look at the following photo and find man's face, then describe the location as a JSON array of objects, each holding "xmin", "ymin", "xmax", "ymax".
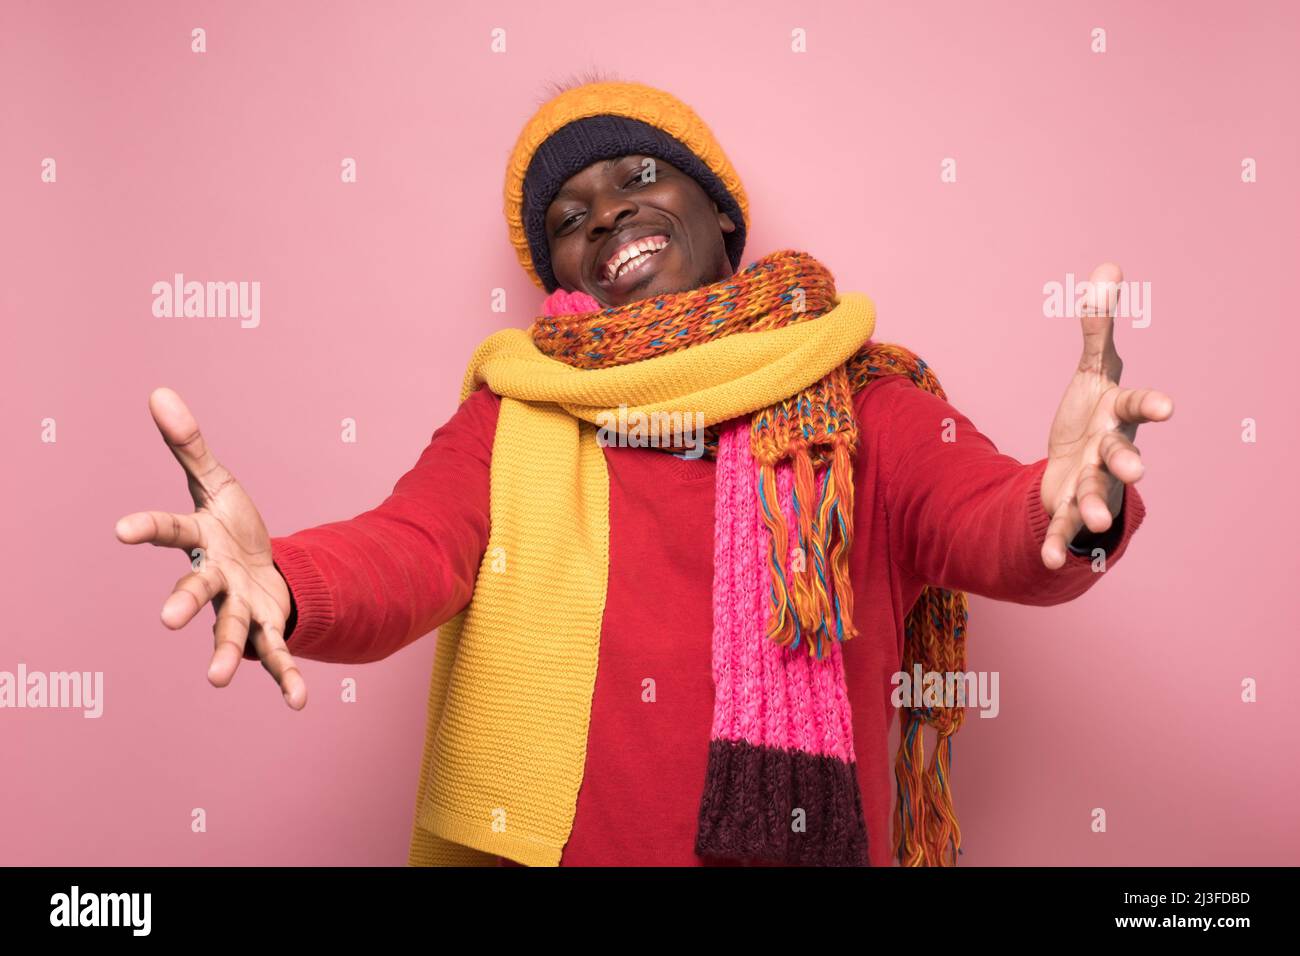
[{"xmin": 543, "ymin": 154, "xmax": 737, "ymax": 307}]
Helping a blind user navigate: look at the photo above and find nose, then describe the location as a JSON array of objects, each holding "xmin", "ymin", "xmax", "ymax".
[{"xmin": 587, "ymin": 193, "xmax": 637, "ymax": 238}]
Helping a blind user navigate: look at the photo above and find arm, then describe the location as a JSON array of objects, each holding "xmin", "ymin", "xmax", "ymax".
[
  {"xmin": 873, "ymin": 375, "xmax": 1146, "ymax": 606},
  {"xmin": 253, "ymin": 385, "xmax": 500, "ymax": 664}
]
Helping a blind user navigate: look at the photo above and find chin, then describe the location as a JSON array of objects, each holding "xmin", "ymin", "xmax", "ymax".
[
  {"xmin": 653, "ymin": 274, "xmax": 706, "ymax": 299},
  {"xmin": 584, "ymin": 268, "xmax": 694, "ymax": 308},
  {"xmin": 629, "ymin": 271, "xmax": 691, "ymax": 301}
]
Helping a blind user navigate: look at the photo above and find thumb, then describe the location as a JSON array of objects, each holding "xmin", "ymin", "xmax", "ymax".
[
  {"xmin": 1079, "ymin": 262, "xmax": 1123, "ymax": 378},
  {"xmin": 148, "ymin": 387, "xmax": 231, "ymax": 506}
]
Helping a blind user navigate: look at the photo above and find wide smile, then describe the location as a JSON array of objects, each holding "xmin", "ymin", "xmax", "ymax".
[{"xmin": 596, "ymin": 235, "xmax": 671, "ymax": 294}]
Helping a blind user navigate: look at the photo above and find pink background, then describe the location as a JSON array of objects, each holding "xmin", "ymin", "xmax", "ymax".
[{"xmin": 2, "ymin": 0, "xmax": 1297, "ymax": 865}]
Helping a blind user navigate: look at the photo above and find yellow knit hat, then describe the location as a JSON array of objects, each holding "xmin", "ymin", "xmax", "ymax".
[{"xmin": 503, "ymin": 79, "xmax": 751, "ymax": 292}]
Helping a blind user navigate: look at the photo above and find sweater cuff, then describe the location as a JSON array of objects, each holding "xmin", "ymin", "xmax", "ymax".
[
  {"xmin": 1067, "ymin": 498, "xmax": 1125, "ymax": 555},
  {"xmin": 1026, "ymin": 457, "xmax": 1148, "ymax": 569},
  {"xmin": 241, "ymin": 538, "xmax": 337, "ymax": 661}
]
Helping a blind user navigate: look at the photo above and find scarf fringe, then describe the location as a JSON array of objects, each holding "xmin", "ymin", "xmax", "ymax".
[
  {"xmin": 759, "ymin": 440, "xmax": 859, "ymax": 658},
  {"xmin": 758, "ymin": 461, "xmax": 800, "ymax": 648},
  {"xmin": 891, "ymin": 587, "xmax": 969, "ymax": 866},
  {"xmin": 824, "ymin": 442, "xmax": 858, "ymax": 643},
  {"xmin": 790, "ymin": 447, "xmax": 829, "ymax": 647}
]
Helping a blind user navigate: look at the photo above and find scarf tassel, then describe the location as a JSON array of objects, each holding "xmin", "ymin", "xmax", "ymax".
[
  {"xmin": 823, "ymin": 441, "xmax": 858, "ymax": 643},
  {"xmin": 759, "ymin": 442, "xmax": 859, "ymax": 657},
  {"xmin": 891, "ymin": 588, "xmax": 969, "ymax": 866},
  {"xmin": 758, "ymin": 461, "xmax": 800, "ymax": 648}
]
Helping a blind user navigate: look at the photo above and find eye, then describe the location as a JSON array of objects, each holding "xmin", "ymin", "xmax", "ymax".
[{"xmin": 554, "ymin": 166, "xmax": 653, "ymax": 235}]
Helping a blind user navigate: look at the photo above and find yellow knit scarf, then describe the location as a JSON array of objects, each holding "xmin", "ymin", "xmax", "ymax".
[{"xmin": 406, "ymin": 292, "xmax": 876, "ymax": 866}]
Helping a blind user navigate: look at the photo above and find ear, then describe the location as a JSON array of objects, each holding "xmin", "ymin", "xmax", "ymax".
[{"xmin": 715, "ymin": 204, "xmax": 737, "ymax": 235}]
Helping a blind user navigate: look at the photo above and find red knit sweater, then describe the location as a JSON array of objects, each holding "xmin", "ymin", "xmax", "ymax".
[{"xmin": 265, "ymin": 374, "xmax": 1146, "ymax": 866}]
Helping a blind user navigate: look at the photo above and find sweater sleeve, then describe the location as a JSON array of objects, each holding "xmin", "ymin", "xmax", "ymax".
[
  {"xmin": 870, "ymin": 375, "xmax": 1146, "ymax": 606},
  {"xmin": 249, "ymin": 385, "xmax": 501, "ymax": 664}
]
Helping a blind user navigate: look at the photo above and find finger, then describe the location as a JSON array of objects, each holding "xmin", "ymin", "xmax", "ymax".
[
  {"xmin": 1042, "ymin": 496, "xmax": 1084, "ymax": 570},
  {"xmin": 248, "ymin": 616, "xmax": 307, "ymax": 711},
  {"xmin": 161, "ymin": 566, "xmax": 228, "ymax": 630},
  {"xmin": 1097, "ymin": 430, "xmax": 1144, "ymax": 484},
  {"xmin": 115, "ymin": 510, "xmax": 203, "ymax": 550},
  {"xmin": 1075, "ymin": 462, "xmax": 1118, "ymax": 534},
  {"xmin": 1079, "ymin": 262, "xmax": 1124, "ymax": 379},
  {"xmin": 209, "ymin": 595, "xmax": 252, "ymax": 687},
  {"xmin": 148, "ymin": 387, "xmax": 235, "ymax": 507},
  {"xmin": 1112, "ymin": 387, "xmax": 1175, "ymax": 440}
]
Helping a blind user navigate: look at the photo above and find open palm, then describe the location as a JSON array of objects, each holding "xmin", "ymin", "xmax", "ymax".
[
  {"xmin": 1039, "ymin": 262, "xmax": 1174, "ymax": 568},
  {"xmin": 115, "ymin": 388, "xmax": 306, "ymax": 709}
]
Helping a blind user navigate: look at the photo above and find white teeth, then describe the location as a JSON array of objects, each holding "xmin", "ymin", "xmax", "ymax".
[
  {"xmin": 617, "ymin": 251, "xmax": 649, "ymax": 279},
  {"xmin": 604, "ymin": 237, "xmax": 667, "ymax": 282}
]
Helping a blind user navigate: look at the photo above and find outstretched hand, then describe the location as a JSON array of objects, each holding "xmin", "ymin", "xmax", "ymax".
[
  {"xmin": 115, "ymin": 388, "xmax": 306, "ymax": 709},
  {"xmin": 1039, "ymin": 263, "xmax": 1173, "ymax": 569}
]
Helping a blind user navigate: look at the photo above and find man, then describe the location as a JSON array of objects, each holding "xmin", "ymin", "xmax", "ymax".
[{"xmin": 116, "ymin": 77, "xmax": 1172, "ymax": 867}]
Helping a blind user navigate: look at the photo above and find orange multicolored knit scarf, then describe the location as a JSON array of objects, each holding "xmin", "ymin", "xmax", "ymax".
[{"xmin": 533, "ymin": 249, "xmax": 970, "ymax": 866}]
